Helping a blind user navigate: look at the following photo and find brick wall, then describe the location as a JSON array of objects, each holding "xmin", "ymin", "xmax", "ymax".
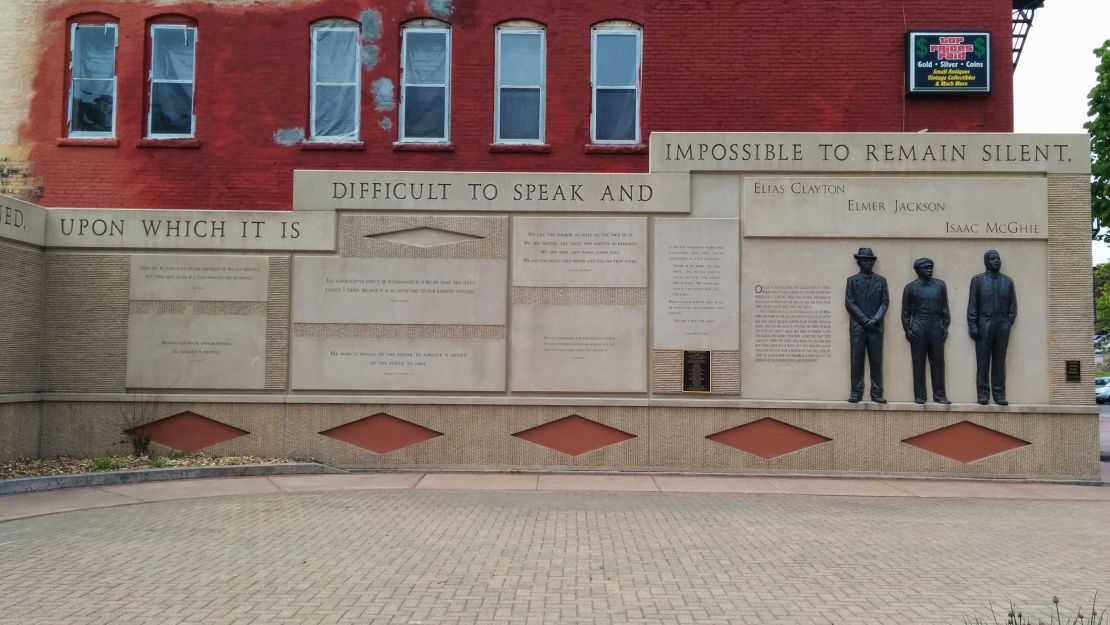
[
  {"xmin": 4, "ymin": 0, "xmax": 1014, "ymax": 211},
  {"xmin": 0, "ymin": 243, "xmax": 44, "ymax": 394}
]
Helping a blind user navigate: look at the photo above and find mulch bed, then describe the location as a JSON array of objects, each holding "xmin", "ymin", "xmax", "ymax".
[{"xmin": 0, "ymin": 455, "xmax": 298, "ymax": 480}]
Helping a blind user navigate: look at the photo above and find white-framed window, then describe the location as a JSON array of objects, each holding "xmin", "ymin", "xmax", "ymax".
[
  {"xmin": 400, "ymin": 24, "xmax": 450, "ymax": 142},
  {"xmin": 310, "ymin": 21, "xmax": 361, "ymax": 142},
  {"xmin": 68, "ymin": 22, "xmax": 118, "ymax": 138},
  {"xmin": 148, "ymin": 24, "xmax": 197, "ymax": 138},
  {"xmin": 495, "ymin": 25, "xmax": 545, "ymax": 144},
  {"xmin": 591, "ymin": 24, "xmax": 642, "ymax": 144}
]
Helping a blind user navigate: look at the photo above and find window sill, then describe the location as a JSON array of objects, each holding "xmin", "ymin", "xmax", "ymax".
[
  {"xmin": 301, "ymin": 141, "xmax": 365, "ymax": 151},
  {"xmin": 137, "ymin": 138, "xmax": 201, "ymax": 149},
  {"xmin": 489, "ymin": 143, "xmax": 551, "ymax": 153},
  {"xmin": 584, "ymin": 143, "xmax": 648, "ymax": 154},
  {"xmin": 393, "ymin": 142, "xmax": 455, "ymax": 152},
  {"xmin": 56, "ymin": 137, "xmax": 120, "ymax": 148}
]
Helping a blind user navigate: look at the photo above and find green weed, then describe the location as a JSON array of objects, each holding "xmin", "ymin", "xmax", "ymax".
[{"xmin": 87, "ymin": 457, "xmax": 122, "ymax": 472}]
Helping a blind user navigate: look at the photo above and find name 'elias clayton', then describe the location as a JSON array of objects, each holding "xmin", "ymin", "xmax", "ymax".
[{"xmin": 331, "ymin": 182, "xmax": 656, "ymax": 203}]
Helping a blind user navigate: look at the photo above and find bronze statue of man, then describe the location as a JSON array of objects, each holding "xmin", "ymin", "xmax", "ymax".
[
  {"xmin": 901, "ymin": 258, "xmax": 951, "ymax": 405},
  {"xmin": 967, "ymin": 250, "xmax": 1017, "ymax": 405},
  {"xmin": 845, "ymin": 247, "xmax": 888, "ymax": 403}
]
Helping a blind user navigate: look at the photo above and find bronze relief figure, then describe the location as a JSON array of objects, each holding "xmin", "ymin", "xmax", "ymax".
[
  {"xmin": 967, "ymin": 250, "xmax": 1017, "ymax": 405},
  {"xmin": 845, "ymin": 247, "xmax": 888, "ymax": 403},
  {"xmin": 901, "ymin": 258, "xmax": 951, "ymax": 405}
]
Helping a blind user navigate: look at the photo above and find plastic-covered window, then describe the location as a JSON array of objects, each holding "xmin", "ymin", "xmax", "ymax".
[
  {"xmin": 591, "ymin": 29, "xmax": 641, "ymax": 143},
  {"xmin": 149, "ymin": 24, "xmax": 197, "ymax": 138},
  {"xmin": 401, "ymin": 28, "xmax": 450, "ymax": 142},
  {"xmin": 496, "ymin": 29, "xmax": 544, "ymax": 143},
  {"xmin": 311, "ymin": 24, "xmax": 361, "ymax": 141},
  {"xmin": 69, "ymin": 23, "xmax": 118, "ymax": 137}
]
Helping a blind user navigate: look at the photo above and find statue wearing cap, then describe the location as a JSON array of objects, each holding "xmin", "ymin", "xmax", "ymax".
[
  {"xmin": 900, "ymin": 257, "xmax": 951, "ymax": 404},
  {"xmin": 844, "ymin": 247, "xmax": 888, "ymax": 403}
]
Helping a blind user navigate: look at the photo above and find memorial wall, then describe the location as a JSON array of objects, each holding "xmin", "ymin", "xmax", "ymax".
[{"xmin": 0, "ymin": 133, "xmax": 1100, "ymax": 480}]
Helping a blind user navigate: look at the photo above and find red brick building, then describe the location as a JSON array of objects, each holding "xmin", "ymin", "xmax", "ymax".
[{"xmin": 10, "ymin": 0, "xmax": 1017, "ymax": 211}]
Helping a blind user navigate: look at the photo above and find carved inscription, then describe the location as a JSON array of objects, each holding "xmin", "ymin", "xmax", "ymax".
[
  {"xmin": 512, "ymin": 217, "xmax": 647, "ymax": 287},
  {"xmin": 44, "ymin": 209, "xmax": 335, "ymax": 251},
  {"xmin": 665, "ymin": 244, "xmax": 726, "ymax": 329},
  {"xmin": 511, "ymin": 304, "xmax": 646, "ymax": 392},
  {"xmin": 293, "ymin": 257, "xmax": 506, "ymax": 325},
  {"xmin": 650, "ymin": 133, "xmax": 1090, "ymax": 174},
  {"xmin": 743, "ymin": 177, "xmax": 1047, "ymax": 239},
  {"xmin": 652, "ymin": 219, "xmax": 739, "ymax": 350},
  {"xmin": 752, "ymin": 284, "xmax": 833, "ymax": 363},
  {"xmin": 291, "ymin": 338, "xmax": 505, "ymax": 391},
  {"xmin": 542, "ymin": 335, "xmax": 616, "ymax": 359},
  {"xmin": 0, "ymin": 194, "xmax": 46, "ymax": 246},
  {"xmin": 294, "ymin": 171, "xmax": 690, "ymax": 213},
  {"xmin": 130, "ymin": 255, "xmax": 269, "ymax": 301},
  {"xmin": 126, "ymin": 315, "xmax": 266, "ymax": 389}
]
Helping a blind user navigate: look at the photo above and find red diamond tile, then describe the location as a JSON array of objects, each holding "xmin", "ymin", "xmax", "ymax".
[
  {"xmin": 126, "ymin": 411, "xmax": 248, "ymax": 453},
  {"xmin": 513, "ymin": 415, "xmax": 635, "ymax": 456},
  {"xmin": 707, "ymin": 418, "xmax": 830, "ymax": 459},
  {"xmin": 902, "ymin": 421, "xmax": 1029, "ymax": 463},
  {"xmin": 320, "ymin": 413, "xmax": 442, "ymax": 454}
]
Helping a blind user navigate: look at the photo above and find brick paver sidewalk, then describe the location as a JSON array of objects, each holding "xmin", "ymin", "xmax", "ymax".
[{"xmin": 1, "ymin": 473, "xmax": 1109, "ymax": 624}]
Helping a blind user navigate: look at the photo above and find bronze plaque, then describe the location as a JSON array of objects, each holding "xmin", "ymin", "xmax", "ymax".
[{"xmin": 683, "ymin": 350, "xmax": 711, "ymax": 392}]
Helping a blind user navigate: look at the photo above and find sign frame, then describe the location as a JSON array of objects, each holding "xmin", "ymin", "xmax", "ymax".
[{"xmin": 906, "ymin": 31, "xmax": 991, "ymax": 95}]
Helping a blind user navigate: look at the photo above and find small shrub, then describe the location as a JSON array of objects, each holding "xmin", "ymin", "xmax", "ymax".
[
  {"xmin": 966, "ymin": 596, "xmax": 1107, "ymax": 625},
  {"xmin": 117, "ymin": 396, "xmax": 161, "ymax": 457},
  {"xmin": 166, "ymin": 450, "xmax": 186, "ymax": 460},
  {"xmin": 221, "ymin": 457, "xmax": 246, "ymax": 466},
  {"xmin": 87, "ymin": 457, "xmax": 122, "ymax": 472},
  {"xmin": 121, "ymin": 427, "xmax": 152, "ymax": 457},
  {"xmin": 149, "ymin": 456, "xmax": 167, "ymax": 468}
]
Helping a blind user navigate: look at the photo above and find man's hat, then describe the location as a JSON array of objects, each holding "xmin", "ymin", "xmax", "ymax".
[{"xmin": 854, "ymin": 247, "xmax": 877, "ymax": 260}]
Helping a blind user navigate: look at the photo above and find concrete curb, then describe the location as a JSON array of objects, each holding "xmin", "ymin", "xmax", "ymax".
[{"xmin": 0, "ymin": 463, "xmax": 348, "ymax": 495}]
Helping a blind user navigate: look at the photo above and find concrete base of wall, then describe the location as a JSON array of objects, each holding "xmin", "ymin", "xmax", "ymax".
[
  {"xmin": 1, "ymin": 398, "xmax": 1099, "ymax": 481},
  {"xmin": 0, "ymin": 401, "xmax": 40, "ymax": 460}
]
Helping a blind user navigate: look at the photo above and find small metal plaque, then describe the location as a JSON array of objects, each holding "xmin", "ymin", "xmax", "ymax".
[
  {"xmin": 683, "ymin": 350, "xmax": 711, "ymax": 392},
  {"xmin": 1065, "ymin": 360, "xmax": 1081, "ymax": 383}
]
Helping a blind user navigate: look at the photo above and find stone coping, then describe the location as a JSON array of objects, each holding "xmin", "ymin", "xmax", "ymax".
[
  {"xmin": 0, "ymin": 392, "xmax": 1097, "ymax": 414},
  {"xmin": 0, "ymin": 470, "xmax": 1106, "ymax": 520},
  {"xmin": 0, "ymin": 462, "xmax": 346, "ymax": 496}
]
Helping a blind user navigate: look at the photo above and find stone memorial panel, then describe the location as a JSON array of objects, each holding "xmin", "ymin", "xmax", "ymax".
[
  {"xmin": 130, "ymin": 255, "xmax": 269, "ymax": 301},
  {"xmin": 650, "ymin": 132, "xmax": 1090, "ymax": 175},
  {"xmin": 652, "ymin": 218, "xmax": 739, "ymax": 350},
  {"xmin": 293, "ymin": 257, "xmax": 506, "ymax": 325},
  {"xmin": 294, "ymin": 170, "xmax": 690, "ymax": 213},
  {"xmin": 743, "ymin": 176, "xmax": 1047, "ymax": 239},
  {"xmin": 45, "ymin": 209, "xmax": 336, "ymax": 251},
  {"xmin": 0, "ymin": 194, "xmax": 46, "ymax": 247},
  {"xmin": 512, "ymin": 217, "xmax": 647, "ymax": 288},
  {"xmin": 740, "ymin": 239, "xmax": 1049, "ymax": 404},
  {"xmin": 510, "ymin": 304, "xmax": 646, "ymax": 392},
  {"xmin": 126, "ymin": 314, "xmax": 266, "ymax": 389},
  {"xmin": 290, "ymin": 338, "xmax": 505, "ymax": 391}
]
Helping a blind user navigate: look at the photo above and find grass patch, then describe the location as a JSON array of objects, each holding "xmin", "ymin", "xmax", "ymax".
[{"xmin": 87, "ymin": 457, "xmax": 122, "ymax": 472}]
